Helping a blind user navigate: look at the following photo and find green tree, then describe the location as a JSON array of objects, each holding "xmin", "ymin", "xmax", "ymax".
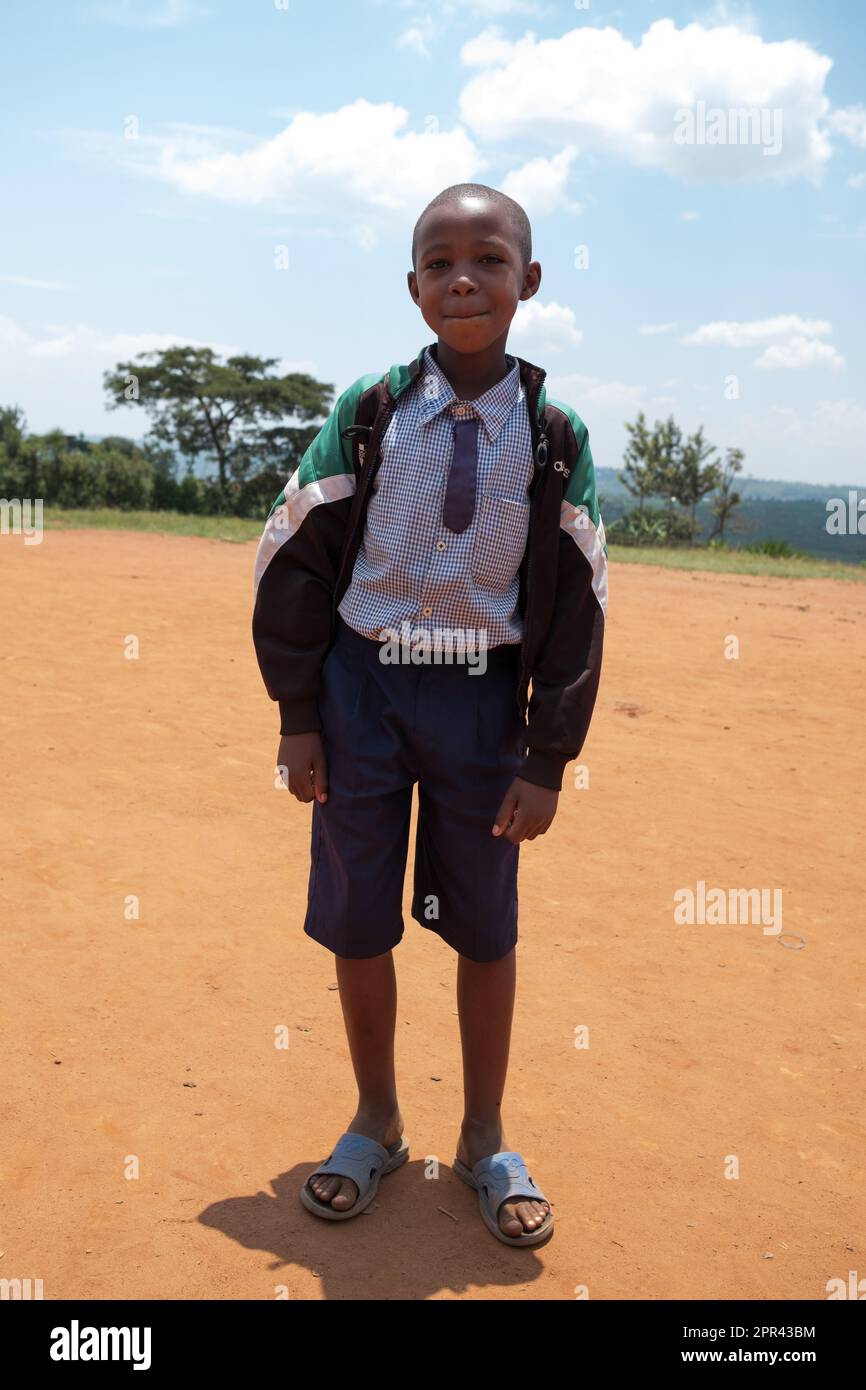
[
  {"xmin": 651, "ymin": 415, "xmax": 685, "ymax": 534},
  {"xmin": 709, "ymin": 447, "xmax": 745, "ymax": 539},
  {"xmin": 665, "ymin": 424, "xmax": 720, "ymax": 543},
  {"xmin": 0, "ymin": 405, "xmax": 37, "ymax": 496},
  {"xmin": 619, "ymin": 411, "xmax": 660, "ymax": 514},
  {"xmin": 102, "ymin": 346, "xmax": 332, "ymax": 505}
]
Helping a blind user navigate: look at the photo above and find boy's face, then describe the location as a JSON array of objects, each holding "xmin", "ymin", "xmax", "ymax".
[{"xmin": 407, "ymin": 195, "xmax": 541, "ymax": 354}]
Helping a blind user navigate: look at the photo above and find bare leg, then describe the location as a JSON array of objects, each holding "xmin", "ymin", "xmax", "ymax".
[
  {"xmin": 307, "ymin": 950, "xmax": 404, "ymax": 1211},
  {"xmin": 455, "ymin": 948, "xmax": 550, "ymax": 1236}
]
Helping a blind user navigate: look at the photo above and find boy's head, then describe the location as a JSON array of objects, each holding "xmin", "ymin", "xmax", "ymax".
[{"xmin": 408, "ymin": 183, "xmax": 541, "ymax": 355}]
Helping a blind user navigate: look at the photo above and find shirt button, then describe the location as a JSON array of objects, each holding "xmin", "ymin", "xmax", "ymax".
[
  {"xmin": 435, "ymin": 540, "xmax": 445, "ymax": 550},
  {"xmin": 421, "ymin": 606, "xmax": 432, "ymax": 616}
]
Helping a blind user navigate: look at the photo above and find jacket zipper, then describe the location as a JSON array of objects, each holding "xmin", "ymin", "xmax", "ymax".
[
  {"xmin": 518, "ymin": 404, "xmax": 549, "ymax": 718},
  {"xmin": 331, "ymin": 418, "xmax": 382, "ymax": 627}
]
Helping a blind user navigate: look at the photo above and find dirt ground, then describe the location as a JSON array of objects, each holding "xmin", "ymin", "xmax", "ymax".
[{"xmin": 1, "ymin": 529, "xmax": 864, "ymax": 1301}]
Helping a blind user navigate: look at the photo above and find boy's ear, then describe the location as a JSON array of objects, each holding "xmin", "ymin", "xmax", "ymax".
[
  {"xmin": 407, "ymin": 270, "xmax": 420, "ymax": 305},
  {"xmin": 518, "ymin": 261, "xmax": 542, "ymax": 302}
]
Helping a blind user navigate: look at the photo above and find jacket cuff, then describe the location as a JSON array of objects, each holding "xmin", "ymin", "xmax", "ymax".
[
  {"xmin": 519, "ymin": 749, "xmax": 569, "ymax": 792},
  {"xmin": 278, "ymin": 698, "xmax": 322, "ymax": 735}
]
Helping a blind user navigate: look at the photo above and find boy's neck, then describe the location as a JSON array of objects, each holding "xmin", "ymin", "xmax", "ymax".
[{"xmin": 431, "ymin": 337, "xmax": 512, "ymax": 401}]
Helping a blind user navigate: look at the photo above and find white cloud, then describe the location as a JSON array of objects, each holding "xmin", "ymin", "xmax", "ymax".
[
  {"xmin": 847, "ymin": 172, "xmax": 866, "ymax": 189},
  {"xmin": 828, "ymin": 104, "xmax": 866, "ymax": 149},
  {"xmin": 679, "ymin": 210, "xmax": 701, "ymax": 221},
  {"xmin": 682, "ymin": 314, "xmax": 844, "ymax": 371},
  {"xmin": 509, "ymin": 299, "xmax": 584, "ymax": 352},
  {"xmin": 148, "ymin": 100, "xmax": 480, "ymax": 213},
  {"xmin": 397, "ymin": 16, "xmax": 436, "ymax": 59},
  {"xmin": 755, "ymin": 335, "xmax": 845, "ymax": 371},
  {"xmin": 460, "ymin": 25, "xmax": 519, "ymax": 69},
  {"xmin": 500, "ymin": 146, "xmax": 582, "ymax": 217},
  {"xmin": 682, "ymin": 315, "xmax": 833, "ymax": 347},
  {"xmin": 458, "ymin": 18, "xmax": 834, "ymax": 183},
  {"xmin": 640, "ymin": 322, "xmax": 678, "ymax": 335}
]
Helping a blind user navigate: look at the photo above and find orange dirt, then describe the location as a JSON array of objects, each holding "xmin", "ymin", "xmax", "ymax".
[{"xmin": 1, "ymin": 529, "xmax": 864, "ymax": 1300}]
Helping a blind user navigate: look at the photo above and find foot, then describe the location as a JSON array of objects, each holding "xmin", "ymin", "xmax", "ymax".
[
  {"xmin": 306, "ymin": 1106, "xmax": 404, "ymax": 1213},
  {"xmin": 456, "ymin": 1119, "xmax": 551, "ymax": 1239}
]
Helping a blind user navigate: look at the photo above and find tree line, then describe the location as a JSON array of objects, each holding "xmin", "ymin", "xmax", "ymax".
[{"xmin": 0, "ymin": 345, "xmax": 745, "ymax": 541}]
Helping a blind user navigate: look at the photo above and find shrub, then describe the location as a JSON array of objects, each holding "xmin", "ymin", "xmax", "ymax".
[
  {"xmin": 741, "ymin": 537, "xmax": 809, "ymax": 560},
  {"xmin": 175, "ymin": 472, "xmax": 206, "ymax": 514},
  {"xmin": 101, "ymin": 448, "xmax": 155, "ymax": 510},
  {"xmin": 39, "ymin": 448, "xmax": 109, "ymax": 508},
  {"xmin": 606, "ymin": 506, "xmax": 692, "ymax": 547}
]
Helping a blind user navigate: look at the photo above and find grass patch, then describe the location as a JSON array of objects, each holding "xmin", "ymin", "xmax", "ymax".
[
  {"xmin": 39, "ymin": 509, "xmax": 866, "ymax": 581},
  {"xmin": 42, "ymin": 508, "xmax": 264, "ymax": 543},
  {"xmin": 608, "ymin": 543, "xmax": 866, "ymax": 582}
]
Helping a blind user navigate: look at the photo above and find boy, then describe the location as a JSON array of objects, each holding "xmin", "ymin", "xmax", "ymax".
[{"xmin": 252, "ymin": 183, "xmax": 607, "ymax": 1247}]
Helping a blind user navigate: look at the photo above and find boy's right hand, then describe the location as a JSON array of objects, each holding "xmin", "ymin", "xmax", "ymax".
[{"xmin": 277, "ymin": 732, "xmax": 328, "ymax": 804}]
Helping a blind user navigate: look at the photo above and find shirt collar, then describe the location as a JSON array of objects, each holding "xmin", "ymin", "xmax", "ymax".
[{"xmin": 417, "ymin": 343, "xmax": 522, "ymax": 443}]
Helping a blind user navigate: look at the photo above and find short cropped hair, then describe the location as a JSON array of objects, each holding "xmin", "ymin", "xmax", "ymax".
[{"xmin": 412, "ymin": 184, "xmax": 532, "ymax": 271}]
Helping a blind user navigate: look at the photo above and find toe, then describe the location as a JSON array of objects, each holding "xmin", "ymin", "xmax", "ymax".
[
  {"xmin": 516, "ymin": 1201, "xmax": 543, "ymax": 1230},
  {"xmin": 329, "ymin": 1178, "xmax": 359, "ymax": 1210},
  {"xmin": 498, "ymin": 1200, "xmax": 524, "ymax": 1237},
  {"xmin": 498, "ymin": 1199, "xmax": 550, "ymax": 1236},
  {"xmin": 309, "ymin": 1174, "xmax": 337, "ymax": 1201}
]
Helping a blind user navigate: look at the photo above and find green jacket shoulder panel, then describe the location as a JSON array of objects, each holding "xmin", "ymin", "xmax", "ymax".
[
  {"xmin": 389, "ymin": 345, "xmax": 427, "ymax": 402},
  {"xmin": 545, "ymin": 396, "xmax": 603, "ymax": 533},
  {"xmin": 291, "ymin": 370, "xmax": 387, "ymax": 494}
]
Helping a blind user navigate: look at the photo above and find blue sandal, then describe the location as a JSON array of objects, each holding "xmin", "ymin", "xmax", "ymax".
[
  {"xmin": 453, "ymin": 1150, "xmax": 554, "ymax": 1246},
  {"xmin": 300, "ymin": 1132, "xmax": 410, "ymax": 1221}
]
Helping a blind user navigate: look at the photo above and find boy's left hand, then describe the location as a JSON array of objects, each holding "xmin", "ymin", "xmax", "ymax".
[{"xmin": 492, "ymin": 776, "xmax": 559, "ymax": 844}]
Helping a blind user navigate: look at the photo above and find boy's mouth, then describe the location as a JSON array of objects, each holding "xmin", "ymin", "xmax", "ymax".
[{"xmin": 445, "ymin": 310, "xmax": 490, "ymax": 320}]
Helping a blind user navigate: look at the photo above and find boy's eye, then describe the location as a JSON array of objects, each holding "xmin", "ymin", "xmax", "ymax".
[{"xmin": 425, "ymin": 255, "xmax": 503, "ymax": 269}]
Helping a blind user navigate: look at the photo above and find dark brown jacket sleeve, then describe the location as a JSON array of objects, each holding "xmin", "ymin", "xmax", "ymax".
[
  {"xmin": 521, "ymin": 414, "xmax": 608, "ymax": 792},
  {"xmin": 251, "ymin": 385, "xmax": 363, "ymax": 734}
]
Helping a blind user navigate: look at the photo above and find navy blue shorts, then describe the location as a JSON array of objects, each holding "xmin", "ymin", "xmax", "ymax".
[{"xmin": 303, "ymin": 615, "xmax": 528, "ymax": 962}]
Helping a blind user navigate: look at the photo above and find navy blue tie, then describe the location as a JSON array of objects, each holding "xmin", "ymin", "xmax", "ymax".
[{"xmin": 442, "ymin": 415, "xmax": 480, "ymax": 534}]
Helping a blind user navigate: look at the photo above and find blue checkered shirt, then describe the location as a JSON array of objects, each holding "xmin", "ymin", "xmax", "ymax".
[{"xmin": 337, "ymin": 345, "xmax": 534, "ymax": 649}]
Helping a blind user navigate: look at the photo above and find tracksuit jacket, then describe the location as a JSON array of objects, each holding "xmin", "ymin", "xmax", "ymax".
[{"xmin": 252, "ymin": 341, "xmax": 608, "ymax": 792}]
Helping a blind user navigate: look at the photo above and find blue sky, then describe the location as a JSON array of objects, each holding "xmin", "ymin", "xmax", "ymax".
[{"xmin": 1, "ymin": 0, "xmax": 864, "ymax": 484}]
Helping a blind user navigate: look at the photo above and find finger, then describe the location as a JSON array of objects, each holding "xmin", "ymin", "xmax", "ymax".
[
  {"xmin": 312, "ymin": 749, "xmax": 328, "ymax": 803},
  {"xmin": 492, "ymin": 790, "xmax": 519, "ymax": 836},
  {"xmin": 526, "ymin": 815, "xmax": 555, "ymax": 841},
  {"xmin": 503, "ymin": 806, "xmax": 531, "ymax": 844},
  {"xmin": 290, "ymin": 768, "xmax": 314, "ymax": 803}
]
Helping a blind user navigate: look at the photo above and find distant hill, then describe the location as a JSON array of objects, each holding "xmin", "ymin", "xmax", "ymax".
[
  {"xmin": 600, "ymin": 480, "xmax": 866, "ymax": 561},
  {"xmin": 595, "ymin": 466, "xmax": 864, "ymax": 504}
]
